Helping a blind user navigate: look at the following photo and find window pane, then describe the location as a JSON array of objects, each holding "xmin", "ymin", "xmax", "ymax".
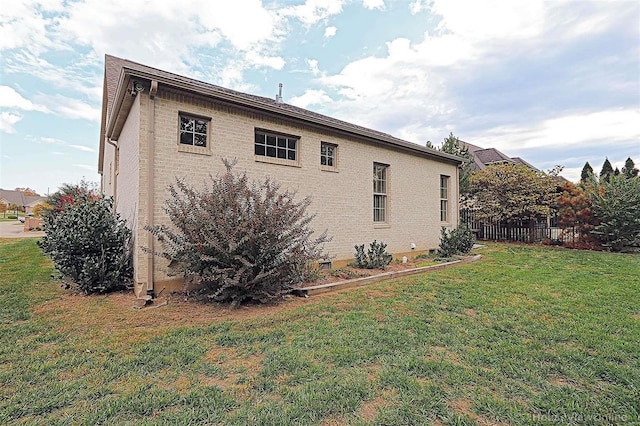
[
  {"xmin": 267, "ymin": 135, "xmax": 276, "ymax": 146},
  {"xmin": 255, "ymin": 144, "xmax": 265, "ymax": 155},
  {"xmin": 276, "ymin": 137, "xmax": 286, "ymax": 148},
  {"xmin": 267, "ymin": 146, "xmax": 276, "ymax": 157},
  {"xmin": 321, "ymin": 145, "xmax": 327, "ymax": 156},
  {"xmin": 288, "ymin": 139, "xmax": 296, "ymax": 150},
  {"xmin": 287, "ymin": 150, "xmax": 296, "ymax": 160},
  {"xmin": 327, "ymin": 157, "xmax": 333, "ymax": 167},
  {"xmin": 195, "ymin": 120, "xmax": 207, "ymax": 133},
  {"xmin": 180, "ymin": 117, "xmax": 193, "ymax": 131},
  {"xmin": 326, "ymin": 146, "xmax": 334, "ymax": 157},
  {"xmin": 277, "ymin": 148, "xmax": 286, "ymax": 159},
  {"xmin": 321, "ymin": 156, "xmax": 327, "ymax": 165},
  {"xmin": 194, "ymin": 134, "xmax": 206, "ymax": 147},
  {"xmin": 180, "ymin": 131, "xmax": 193, "ymax": 145},
  {"xmin": 255, "ymin": 132, "xmax": 264, "ymax": 144}
]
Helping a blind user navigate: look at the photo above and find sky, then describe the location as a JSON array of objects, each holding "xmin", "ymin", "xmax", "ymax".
[{"xmin": 1, "ymin": 0, "xmax": 639, "ymax": 196}]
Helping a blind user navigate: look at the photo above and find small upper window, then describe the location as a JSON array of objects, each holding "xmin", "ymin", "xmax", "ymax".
[
  {"xmin": 321, "ymin": 142, "xmax": 337, "ymax": 167},
  {"xmin": 255, "ymin": 129, "xmax": 298, "ymax": 161},
  {"xmin": 179, "ymin": 114, "xmax": 208, "ymax": 147}
]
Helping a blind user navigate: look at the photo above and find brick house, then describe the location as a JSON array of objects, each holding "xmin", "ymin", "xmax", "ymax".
[{"xmin": 98, "ymin": 55, "xmax": 462, "ymax": 298}]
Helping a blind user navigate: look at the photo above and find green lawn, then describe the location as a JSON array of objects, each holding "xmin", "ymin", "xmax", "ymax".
[{"xmin": 1, "ymin": 239, "xmax": 639, "ymax": 425}]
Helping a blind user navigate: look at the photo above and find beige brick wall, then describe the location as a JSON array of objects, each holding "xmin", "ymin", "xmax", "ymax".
[{"xmin": 128, "ymin": 89, "xmax": 459, "ymax": 286}]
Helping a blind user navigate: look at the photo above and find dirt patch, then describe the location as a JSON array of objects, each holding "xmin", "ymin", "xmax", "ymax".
[
  {"xmin": 450, "ymin": 399, "xmax": 508, "ymax": 426},
  {"xmin": 548, "ymin": 376, "xmax": 577, "ymax": 388},
  {"xmin": 312, "ymin": 257, "xmax": 442, "ymax": 286},
  {"xmin": 359, "ymin": 395, "xmax": 387, "ymax": 422},
  {"xmin": 427, "ymin": 346, "xmax": 462, "ymax": 365}
]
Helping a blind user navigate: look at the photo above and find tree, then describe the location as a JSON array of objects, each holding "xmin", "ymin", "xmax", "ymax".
[
  {"xmin": 622, "ymin": 157, "xmax": 639, "ymax": 179},
  {"xmin": 469, "ymin": 164, "xmax": 558, "ymax": 240},
  {"xmin": 32, "ymin": 202, "xmax": 53, "ymax": 218},
  {"xmin": 146, "ymin": 160, "xmax": 331, "ymax": 307},
  {"xmin": 590, "ymin": 174, "xmax": 640, "ymax": 252},
  {"xmin": 556, "ymin": 182, "xmax": 600, "ymax": 249},
  {"xmin": 580, "ymin": 161, "xmax": 597, "ymax": 188},
  {"xmin": 599, "ymin": 158, "xmax": 614, "ymax": 183},
  {"xmin": 435, "ymin": 132, "xmax": 475, "ymax": 198},
  {"xmin": 45, "ymin": 180, "xmax": 99, "ymax": 219}
]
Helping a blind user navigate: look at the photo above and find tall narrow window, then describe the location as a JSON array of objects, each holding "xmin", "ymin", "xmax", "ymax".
[
  {"xmin": 440, "ymin": 175, "xmax": 449, "ymax": 222},
  {"xmin": 179, "ymin": 114, "xmax": 209, "ymax": 147},
  {"xmin": 373, "ymin": 163, "xmax": 388, "ymax": 222},
  {"xmin": 320, "ymin": 142, "xmax": 337, "ymax": 168}
]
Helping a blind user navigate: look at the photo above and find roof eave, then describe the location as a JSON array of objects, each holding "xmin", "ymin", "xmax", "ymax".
[{"xmin": 106, "ymin": 66, "xmax": 462, "ymax": 166}]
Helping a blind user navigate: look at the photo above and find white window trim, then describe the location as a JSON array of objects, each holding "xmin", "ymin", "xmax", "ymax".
[
  {"xmin": 440, "ymin": 175, "xmax": 449, "ymax": 223},
  {"xmin": 373, "ymin": 163, "xmax": 389, "ymax": 225},
  {"xmin": 320, "ymin": 141, "xmax": 338, "ymax": 172}
]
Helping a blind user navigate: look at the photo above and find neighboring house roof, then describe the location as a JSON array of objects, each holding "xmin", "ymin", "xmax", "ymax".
[
  {"xmin": 460, "ymin": 142, "xmax": 539, "ymax": 172},
  {"xmin": 0, "ymin": 189, "xmax": 44, "ymax": 206},
  {"xmin": 99, "ymin": 54, "xmax": 462, "ymax": 173}
]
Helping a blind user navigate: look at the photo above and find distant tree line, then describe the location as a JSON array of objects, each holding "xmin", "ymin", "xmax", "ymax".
[{"xmin": 559, "ymin": 157, "xmax": 639, "ymax": 252}]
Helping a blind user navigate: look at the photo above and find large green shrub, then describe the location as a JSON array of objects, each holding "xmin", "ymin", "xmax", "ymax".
[
  {"xmin": 38, "ymin": 195, "xmax": 133, "ymax": 294},
  {"xmin": 590, "ymin": 174, "xmax": 640, "ymax": 252},
  {"xmin": 438, "ymin": 225, "xmax": 475, "ymax": 257},
  {"xmin": 352, "ymin": 240, "xmax": 393, "ymax": 269},
  {"xmin": 146, "ymin": 161, "xmax": 331, "ymax": 307}
]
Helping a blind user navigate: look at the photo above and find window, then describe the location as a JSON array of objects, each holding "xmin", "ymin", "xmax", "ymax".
[
  {"xmin": 255, "ymin": 129, "xmax": 297, "ymax": 161},
  {"xmin": 179, "ymin": 114, "xmax": 209, "ymax": 147},
  {"xmin": 373, "ymin": 163, "xmax": 388, "ymax": 222},
  {"xmin": 440, "ymin": 175, "xmax": 449, "ymax": 222},
  {"xmin": 320, "ymin": 142, "xmax": 337, "ymax": 167}
]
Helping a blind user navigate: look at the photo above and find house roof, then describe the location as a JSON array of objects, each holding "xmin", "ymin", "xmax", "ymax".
[
  {"xmin": 99, "ymin": 54, "xmax": 463, "ymax": 173},
  {"xmin": 460, "ymin": 141, "xmax": 540, "ymax": 172},
  {"xmin": 0, "ymin": 189, "xmax": 44, "ymax": 206}
]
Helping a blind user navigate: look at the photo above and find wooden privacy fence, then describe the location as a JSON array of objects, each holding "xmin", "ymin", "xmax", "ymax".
[{"xmin": 461, "ymin": 209, "xmax": 561, "ymax": 243}]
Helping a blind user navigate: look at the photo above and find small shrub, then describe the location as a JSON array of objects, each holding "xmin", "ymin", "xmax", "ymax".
[
  {"xmin": 7, "ymin": 215, "xmax": 17, "ymax": 219},
  {"xmin": 146, "ymin": 160, "xmax": 331, "ymax": 307},
  {"xmin": 352, "ymin": 240, "xmax": 393, "ymax": 269},
  {"xmin": 438, "ymin": 225, "xmax": 475, "ymax": 257},
  {"xmin": 38, "ymin": 195, "xmax": 133, "ymax": 294}
]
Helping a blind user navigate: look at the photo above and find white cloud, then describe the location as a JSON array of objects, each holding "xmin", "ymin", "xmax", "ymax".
[
  {"xmin": 0, "ymin": 86, "xmax": 49, "ymax": 112},
  {"xmin": 362, "ymin": 0, "xmax": 384, "ymax": 10},
  {"xmin": 289, "ymin": 89, "xmax": 333, "ymax": 109},
  {"xmin": 470, "ymin": 109, "xmax": 640, "ymax": 152},
  {"xmin": 324, "ymin": 26, "xmax": 337, "ymax": 38},
  {"xmin": 39, "ymin": 136, "xmax": 64, "ymax": 144},
  {"xmin": 307, "ymin": 59, "xmax": 321, "ymax": 76},
  {"xmin": 409, "ymin": 0, "xmax": 429, "ymax": 15},
  {"xmin": 36, "ymin": 95, "xmax": 100, "ymax": 122},
  {"xmin": 431, "ymin": 0, "xmax": 545, "ymax": 40},
  {"xmin": 244, "ymin": 51, "xmax": 285, "ymax": 70},
  {"xmin": 0, "ymin": 112, "xmax": 23, "ymax": 133},
  {"xmin": 69, "ymin": 144, "xmax": 96, "ymax": 153},
  {"xmin": 0, "ymin": 0, "xmax": 62, "ymax": 53},
  {"xmin": 281, "ymin": 0, "xmax": 346, "ymax": 25},
  {"xmin": 74, "ymin": 164, "xmax": 95, "ymax": 171}
]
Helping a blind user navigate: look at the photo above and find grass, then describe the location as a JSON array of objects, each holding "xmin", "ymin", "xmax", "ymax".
[{"xmin": 1, "ymin": 239, "xmax": 639, "ymax": 425}]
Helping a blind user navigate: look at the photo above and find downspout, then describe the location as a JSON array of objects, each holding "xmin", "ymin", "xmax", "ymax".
[
  {"xmin": 146, "ymin": 80, "xmax": 158, "ymax": 298},
  {"xmin": 106, "ymin": 138, "xmax": 118, "ymax": 204}
]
